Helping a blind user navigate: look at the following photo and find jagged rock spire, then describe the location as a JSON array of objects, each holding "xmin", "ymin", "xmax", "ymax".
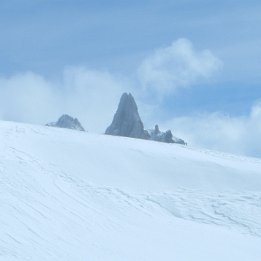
[
  {"xmin": 154, "ymin": 124, "xmax": 160, "ymax": 135},
  {"xmin": 105, "ymin": 93, "xmax": 148, "ymax": 139},
  {"xmin": 106, "ymin": 92, "xmax": 186, "ymax": 145},
  {"xmin": 148, "ymin": 124, "xmax": 186, "ymax": 145}
]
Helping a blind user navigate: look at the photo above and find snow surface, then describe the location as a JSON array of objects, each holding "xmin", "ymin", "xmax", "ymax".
[{"xmin": 0, "ymin": 120, "xmax": 261, "ymax": 260}]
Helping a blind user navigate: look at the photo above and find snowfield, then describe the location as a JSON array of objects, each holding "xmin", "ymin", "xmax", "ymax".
[{"xmin": 0, "ymin": 121, "xmax": 261, "ymax": 261}]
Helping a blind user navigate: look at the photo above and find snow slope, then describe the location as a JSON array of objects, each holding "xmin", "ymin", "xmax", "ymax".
[{"xmin": 0, "ymin": 121, "xmax": 261, "ymax": 260}]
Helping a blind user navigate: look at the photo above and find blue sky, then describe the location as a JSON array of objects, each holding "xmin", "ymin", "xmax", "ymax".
[
  {"xmin": 0, "ymin": 0, "xmax": 261, "ymax": 156},
  {"xmin": 1, "ymin": 0, "xmax": 261, "ymax": 110}
]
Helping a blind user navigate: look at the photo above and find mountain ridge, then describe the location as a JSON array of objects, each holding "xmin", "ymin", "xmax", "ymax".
[{"xmin": 106, "ymin": 92, "xmax": 186, "ymax": 144}]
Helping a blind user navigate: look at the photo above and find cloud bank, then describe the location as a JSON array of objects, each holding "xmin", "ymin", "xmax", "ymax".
[
  {"xmin": 0, "ymin": 68, "xmax": 127, "ymax": 132},
  {"xmin": 1, "ymin": 38, "xmax": 222, "ymax": 132},
  {"xmin": 164, "ymin": 103, "xmax": 261, "ymax": 157},
  {"xmin": 138, "ymin": 38, "xmax": 222, "ymax": 94},
  {"xmin": 1, "ymin": 38, "xmax": 260, "ymax": 158}
]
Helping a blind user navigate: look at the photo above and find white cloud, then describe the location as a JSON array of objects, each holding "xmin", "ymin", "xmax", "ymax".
[
  {"xmin": 0, "ymin": 39, "xmax": 223, "ymax": 133},
  {"xmin": 138, "ymin": 38, "xmax": 222, "ymax": 93},
  {"xmin": 163, "ymin": 103, "xmax": 261, "ymax": 157},
  {"xmin": 0, "ymin": 68, "xmax": 129, "ymax": 132},
  {"xmin": 1, "ymin": 39, "xmax": 259, "ymax": 157},
  {"xmin": 0, "ymin": 72, "xmax": 58, "ymax": 123}
]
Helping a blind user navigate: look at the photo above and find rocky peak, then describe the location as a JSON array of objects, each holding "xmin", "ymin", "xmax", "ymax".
[
  {"xmin": 148, "ymin": 124, "xmax": 186, "ymax": 145},
  {"xmin": 154, "ymin": 124, "xmax": 160, "ymax": 135},
  {"xmin": 105, "ymin": 93, "xmax": 148, "ymax": 139},
  {"xmin": 106, "ymin": 92, "xmax": 186, "ymax": 145},
  {"xmin": 46, "ymin": 114, "xmax": 85, "ymax": 131}
]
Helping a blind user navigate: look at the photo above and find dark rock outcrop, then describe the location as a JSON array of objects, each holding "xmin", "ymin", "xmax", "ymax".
[
  {"xmin": 172, "ymin": 136, "xmax": 187, "ymax": 145},
  {"xmin": 148, "ymin": 125, "xmax": 186, "ymax": 144},
  {"xmin": 105, "ymin": 93, "xmax": 148, "ymax": 139},
  {"xmin": 106, "ymin": 92, "xmax": 186, "ymax": 145},
  {"xmin": 46, "ymin": 114, "xmax": 85, "ymax": 131}
]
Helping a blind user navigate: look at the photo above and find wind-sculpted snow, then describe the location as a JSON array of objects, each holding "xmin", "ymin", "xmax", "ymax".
[
  {"xmin": 0, "ymin": 121, "xmax": 261, "ymax": 260},
  {"xmin": 147, "ymin": 190, "xmax": 261, "ymax": 237}
]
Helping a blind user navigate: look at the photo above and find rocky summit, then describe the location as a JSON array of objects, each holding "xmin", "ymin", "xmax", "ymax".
[
  {"xmin": 106, "ymin": 93, "xmax": 186, "ymax": 144},
  {"xmin": 46, "ymin": 114, "xmax": 85, "ymax": 131},
  {"xmin": 148, "ymin": 124, "xmax": 186, "ymax": 145},
  {"xmin": 105, "ymin": 93, "xmax": 149, "ymax": 139}
]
